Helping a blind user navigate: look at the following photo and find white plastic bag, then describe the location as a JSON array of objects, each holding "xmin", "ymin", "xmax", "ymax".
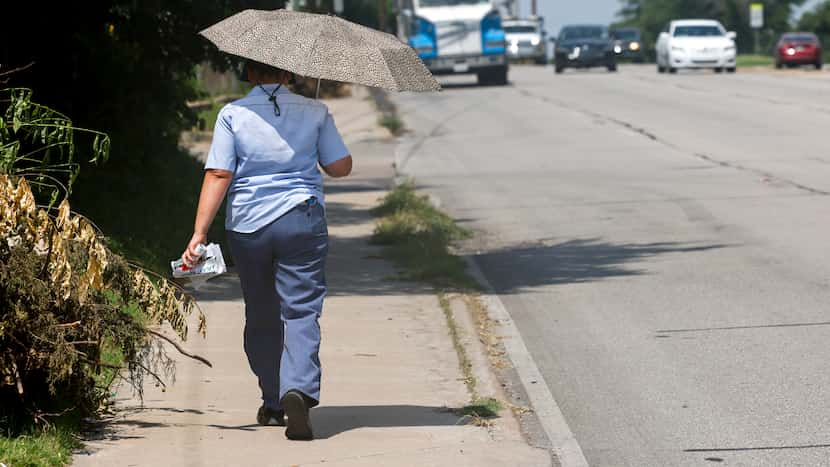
[{"xmin": 171, "ymin": 243, "xmax": 227, "ymax": 280}]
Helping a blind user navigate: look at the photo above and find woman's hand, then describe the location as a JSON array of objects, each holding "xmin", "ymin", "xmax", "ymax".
[
  {"xmin": 183, "ymin": 169, "xmax": 233, "ymax": 266},
  {"xmin": 182, "ymin": 232, "xmax": 208, "ymax": 266}
]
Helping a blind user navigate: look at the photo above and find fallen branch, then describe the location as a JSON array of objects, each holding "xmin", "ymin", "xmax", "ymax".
[
  {"xmin": 55, "ymin": 320, "xmax": 82, "ymax": 328},
  {"xmin": 148, "ymin": 329, "xmax": 212, "ymax": 368}
]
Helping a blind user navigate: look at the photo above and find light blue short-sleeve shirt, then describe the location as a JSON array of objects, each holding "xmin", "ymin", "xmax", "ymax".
[{"xmin": 205, "ymin": 84, "xmax": 350, "ymax": 233}]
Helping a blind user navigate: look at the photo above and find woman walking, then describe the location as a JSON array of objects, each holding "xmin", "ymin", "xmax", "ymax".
[{"xmin": 181, "ymin": 60, "xmax": 352, "ymax": 441}]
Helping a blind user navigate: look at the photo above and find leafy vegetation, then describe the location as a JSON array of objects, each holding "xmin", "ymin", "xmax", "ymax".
[
  {"xmin": 0, "ymin": 86, "xmax": 110, "ymax": 207},
  {"xmin": 458, "ymin": 397, "xmax": 503, "ymax": 419},
  {"xmin": 0, "ymin": 174, "xmax": 206, "ymax": 427},
  {"xmin": 798, "ymin": 0, "xmax": 830, "ymax": 61},
  {"xmin": 1, "ymin": 83, "xmax": 209, "ymax": 465},
  {"xmin": 371, "ymin": 181, "xmax": 475, "ymax": 289},
  {"xmin": 378, "ymin": 115, "xmax": 404, "ymax": 135},
  {"xmin": 2, "ymin": 1, "xmax": 286, "ymax": 277},
  {"xmin": 0, "ymin": 425, "xmax": 79, "ymax": 467}
]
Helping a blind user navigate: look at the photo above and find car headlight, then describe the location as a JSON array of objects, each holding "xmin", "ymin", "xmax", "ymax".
[
  {"xmin": 614, "ymin": 45, "xmax": 622, "ymax": 53},
  {"xmin": 531, "ymin": 37, "xmax": 540, "ymax": 46},
  {"xmin": 629, "ymin": 42, "xmax": 640, "ymax": 51},
  {"xmin": 671, "ymin": 45, "xmax": 685, "ymax": 52},
  {"xmin": 724, "ymin": 45, "xmax": 736, "ymax": 52}
]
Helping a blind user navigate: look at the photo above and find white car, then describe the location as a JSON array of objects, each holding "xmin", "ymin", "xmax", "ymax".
[
  {"xmin": 656, "ymin": 20, "xmax": 737, "ymax": 73},
  {"xmin": 503, "ymin": 19, "xmax": 547, "ymax": 65}
]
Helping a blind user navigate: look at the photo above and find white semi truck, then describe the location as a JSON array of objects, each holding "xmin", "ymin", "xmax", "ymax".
[{"xmin": 396, "ymin": 0, "xmax": 509, "ymax": 85}]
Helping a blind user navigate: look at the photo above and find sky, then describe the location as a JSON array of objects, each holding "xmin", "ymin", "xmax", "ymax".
[{"xmin": 511, "ymin": 0, "xmax": 824, "ymax": 38}]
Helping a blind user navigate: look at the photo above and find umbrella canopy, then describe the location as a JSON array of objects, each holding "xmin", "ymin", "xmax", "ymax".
[{"xmin": 200, "ymin": 9, "xmax": 440, "ymax": 92}]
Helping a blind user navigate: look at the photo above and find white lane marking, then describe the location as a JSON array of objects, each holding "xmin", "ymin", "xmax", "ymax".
[{"xmin": 465, "ymin": 256, "xmax": 590, "ymax": 467}]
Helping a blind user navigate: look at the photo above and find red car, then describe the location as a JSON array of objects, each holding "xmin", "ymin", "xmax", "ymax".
[{"xmin": 775, "ymin": 32, "xmax": 822, "ymax": 69}]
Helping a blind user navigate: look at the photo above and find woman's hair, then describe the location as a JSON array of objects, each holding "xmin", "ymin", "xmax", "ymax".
[{"xmin": 245, "ymin": 60, "xmax": 288, "ymax": 79}]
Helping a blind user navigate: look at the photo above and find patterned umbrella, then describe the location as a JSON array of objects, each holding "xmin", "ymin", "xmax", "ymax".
[{"xmin": 200, "ymin": 9, "xmax": 440, "ymax": 92}]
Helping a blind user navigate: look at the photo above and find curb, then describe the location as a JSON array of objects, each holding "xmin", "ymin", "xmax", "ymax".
[
  {"xmin": 385, "ymin": 91, "xmax": 588, "ymax": 466},
  {"xmin": 463, "ymin": 257, "xmax": 590, "ymax": 467}
]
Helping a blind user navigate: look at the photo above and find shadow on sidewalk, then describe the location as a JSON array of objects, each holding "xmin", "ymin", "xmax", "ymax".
[
  {"xmin": 204, "ymin": 405, "xmax": 466, "ymax": 439},
  {"xmin": 312, "ymin": 405, "xmax": 464, "ymax": 439}
]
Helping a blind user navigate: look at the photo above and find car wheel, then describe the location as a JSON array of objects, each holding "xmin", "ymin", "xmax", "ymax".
[
  {"xmin": 555, "ymin": 63, "xmax": 565, "ymax": 74},
  {"xmin": 775, "ymin": 61, "xmax": 783, "ymax": 69},
  {"xmin": 815, "ymin": 61, "xmax": 823, "ymax": 70},
  {"xmin": 668, "ymin": 67, "xmax": 678, "ymax": 74},
  {"xmin": 607, "ymin": 62, "xmax": 617, "ymax": 72},
  {"xmin": 726, "ymin": 67, "xmax": 736, "ymax": 73},
  {"xmin": 657, "ymin": 65, "xmax": 666, "ymax": 73},
  {"xmin": 714, "ymin": 67, "xmax": 723, "ymax": 73}
]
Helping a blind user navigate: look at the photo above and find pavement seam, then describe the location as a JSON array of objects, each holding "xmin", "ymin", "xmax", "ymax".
[
  {"xmin": 515, "ymin": 87, "xmax": 830, "ymax": 197},
  {"xmin": 463, "ymin": 256, "xmax": 590, "ymax": 467}
]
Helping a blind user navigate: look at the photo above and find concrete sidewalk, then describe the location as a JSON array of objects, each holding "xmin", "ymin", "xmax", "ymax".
[{"xmin": 73, "ymin": 87, "xmax": 550, "ymax": 466}]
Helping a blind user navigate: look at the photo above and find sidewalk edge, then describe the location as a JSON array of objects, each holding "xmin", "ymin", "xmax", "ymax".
[{"xmin": 463, "ymin": 256, "xmax": 590, "ymax": 467}]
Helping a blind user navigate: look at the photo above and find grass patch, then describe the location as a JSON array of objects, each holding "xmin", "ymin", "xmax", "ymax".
[
  {"xmin": 372, "ymin": 182, "xmax": 504, "ymax": 423},
  {"xmin": 438, "ymin": 293, "xmax": 476, "ymax": 396},
  {"xmin": 0, "ymin": 420, "xmax": 80, "ymax": 467},
  {"xmin": 371, "ymin": 181, "xmax": 475, "ymax": 289},
  {"xmin": 736, "ymin": 54, "xmax": 774, "ymax": 67},
  {"xmin": 378, "ymin": 114, "xmax": 403, "ymax": 135},
  {"xmin": 457, "ymin": 397, "xmax": 503, "ymax": 419}
]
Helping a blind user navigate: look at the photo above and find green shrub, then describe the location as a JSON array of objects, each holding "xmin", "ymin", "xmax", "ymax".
[{"xmin": 371, "ymin": 181, "xmax": 475, "ymax": 289}]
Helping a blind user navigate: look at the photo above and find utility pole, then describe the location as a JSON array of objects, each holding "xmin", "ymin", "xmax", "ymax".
[{"xmin": 531, "ymin": 0, "xmax": 537, "ymax": 16}]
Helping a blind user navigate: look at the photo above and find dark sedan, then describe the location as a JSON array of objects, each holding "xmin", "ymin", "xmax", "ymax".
[
  {"xmin": 554, "ymin": 25, "xmax": 617, "ymax": 74},
  {"xmin": 611, "ymin": 27, "xmax": 644, "ymax": 62}
]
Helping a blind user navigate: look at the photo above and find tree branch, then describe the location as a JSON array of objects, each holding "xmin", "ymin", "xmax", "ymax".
[
  {"xmin": 0, "ymin": 62, "xmax": 35, "ymax": 82},
  {"xmin": 12, "ymin": 361, "xmax": 24, "ymax": 395},
  {"xmin": 148, "ymin": 329, "xmax": 212, "ymax": 368}
]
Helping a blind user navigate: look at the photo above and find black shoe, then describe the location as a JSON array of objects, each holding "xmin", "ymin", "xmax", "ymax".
[
  {"xmin": 282, "ymin": 390, "xmax": 313, "ymax": 440},
  {"xmin": 256, "ymin": 405, "xmax": 285, "ymax": 426}
]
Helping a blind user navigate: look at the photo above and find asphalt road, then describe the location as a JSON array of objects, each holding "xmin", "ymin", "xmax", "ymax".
[{"xmin": 392, "ymin": 64, "xmax": 830, "ymax": 466}]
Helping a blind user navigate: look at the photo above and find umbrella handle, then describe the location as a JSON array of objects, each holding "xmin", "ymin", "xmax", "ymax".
[{"xmin": 315, "ymin": 78, "xmax": 321, "ymax": 99}]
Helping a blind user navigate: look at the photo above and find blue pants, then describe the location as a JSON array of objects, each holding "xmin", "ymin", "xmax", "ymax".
[{"xmin": 227, "ymin": 198, "xmax": 328, "ymax": 410}]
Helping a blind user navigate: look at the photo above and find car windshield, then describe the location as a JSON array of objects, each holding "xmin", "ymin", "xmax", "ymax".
[
  {"xmin": 504, "ymin": 25, "xmax": 538, "ymax": 34},
  {"xmin": 613, "ymin": 30, "xmax": 639, "ymax": 40},
  {"xmin": 418, "ymin": 0, "xmax": 489, "ymax": 6},
  {"xmin": 560, "ymin": 27, "xmax": 608, "ymax": 41},
  {"xmin": 674, "ymin": 25, "xmax": 724, "ymax": 37},
  {"xmin": 782, "ymin": 34, "xmax": 816, "ymax": 42}
]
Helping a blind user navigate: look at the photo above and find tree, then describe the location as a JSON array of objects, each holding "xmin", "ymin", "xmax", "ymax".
[
  {"xmin": 1, "ymin": 1, "xmax": 286, "ymax": 273},
  {"xmin": 798, "ymin": 0, "xmax": 830, "ymax": 58},
  {"xmin": 2, "ymin": 1, "xmax": 286, "ymax": 169}
]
